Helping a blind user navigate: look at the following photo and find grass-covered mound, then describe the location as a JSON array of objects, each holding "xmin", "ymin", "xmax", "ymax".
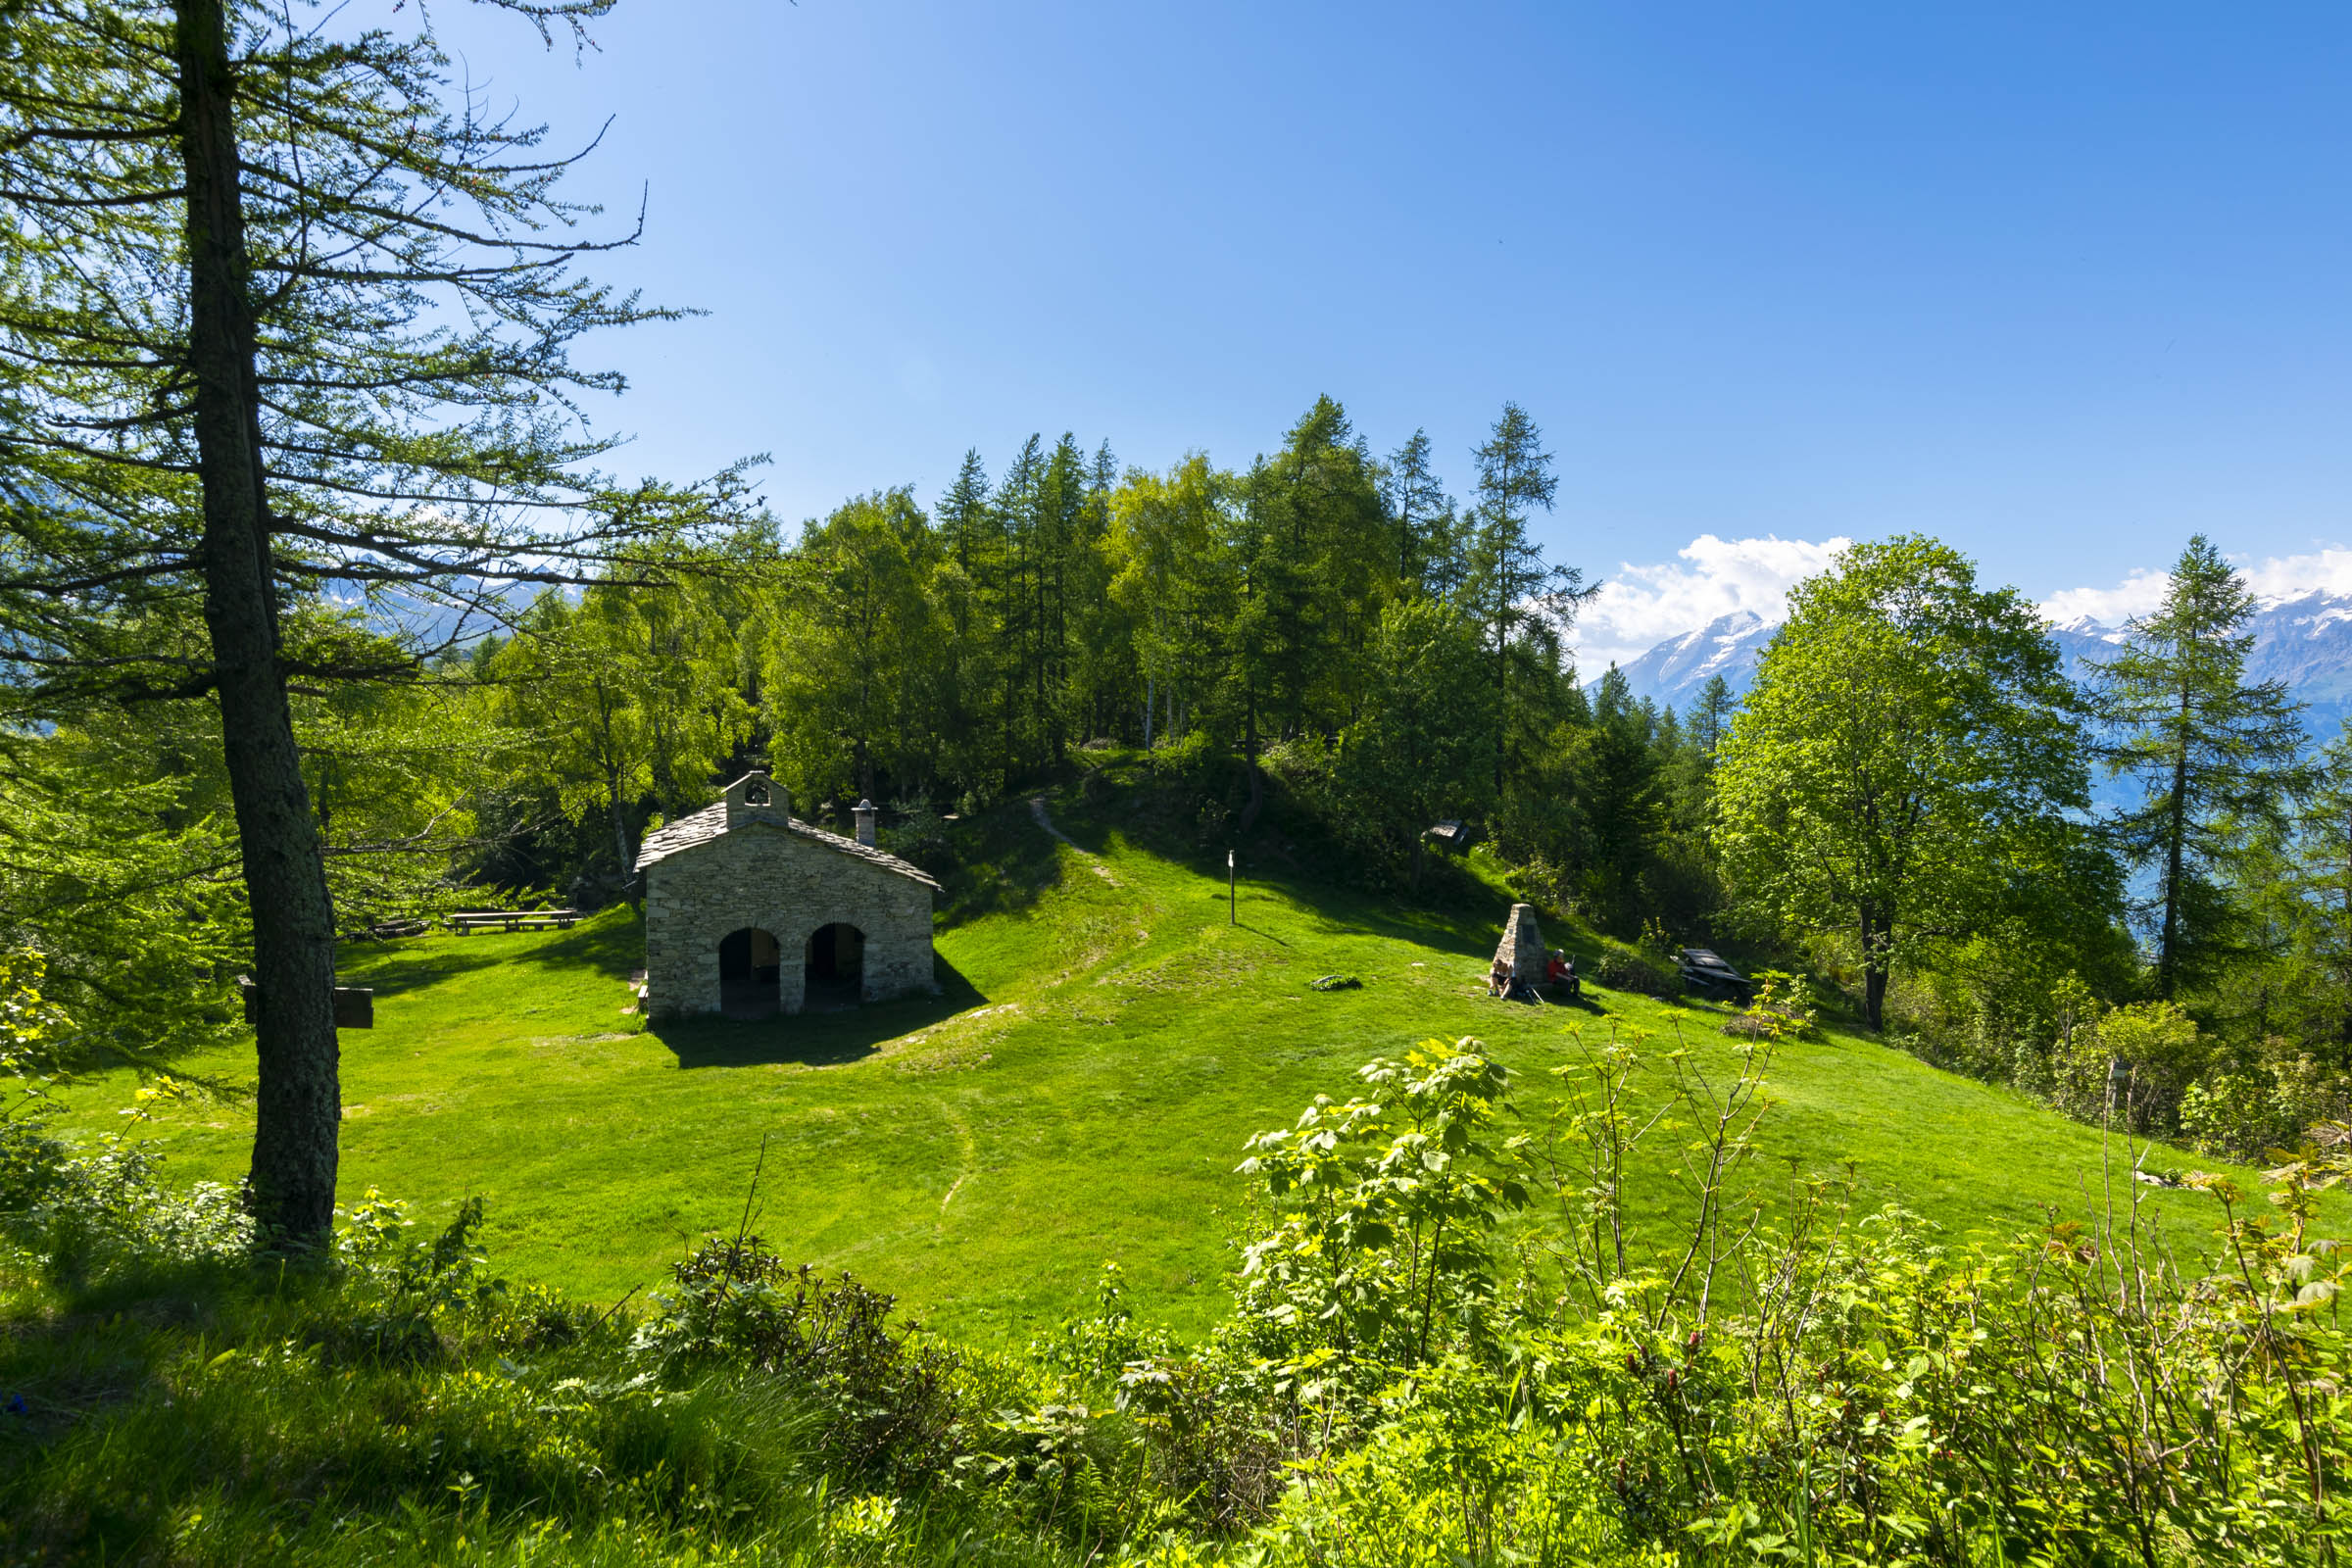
[{"xmin": 44, "ymin": 771, "xmax": 2291, "ymax": 1342}]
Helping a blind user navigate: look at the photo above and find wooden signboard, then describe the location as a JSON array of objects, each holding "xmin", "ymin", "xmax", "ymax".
[{"xmin": 237, "ymin": 976, "xmax": 374, "ymax": 1029}]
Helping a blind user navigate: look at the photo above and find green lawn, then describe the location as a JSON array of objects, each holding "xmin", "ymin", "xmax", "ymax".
[{"xmin": 50, "ymin": 780, "xmax": 2283, "ymax": 1345}]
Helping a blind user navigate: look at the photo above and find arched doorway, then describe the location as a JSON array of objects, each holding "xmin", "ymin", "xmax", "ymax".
[
  {"xmin": 804, "ymin": 922, "xmax": 864, "ymax": 1008},
  {"xmin": 717, "ymin": 927, "xmax": 782, "ymax": 1017}
]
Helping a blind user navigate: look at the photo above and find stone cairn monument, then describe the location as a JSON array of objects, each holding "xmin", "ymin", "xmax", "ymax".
[{"xmin": 1494, "ymin": 903, "xmax": 1546, "ymax": 986}]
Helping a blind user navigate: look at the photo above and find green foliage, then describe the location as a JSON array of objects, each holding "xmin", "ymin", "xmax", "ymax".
[
  {"xmin": 1722, "ymin": 970, "xmax": 1817, "ymax": 1041},
  {"xmin": 1716, "ymin": 535, "xmax": 2108, "ymax": 1030},
  {"xmin": 634, "ymin": 1235, "xmax": 965, "ymax": 1486},
  {"xmin": 2093, "ymin": 536, "xmax": 2309, "ymax": 997},
  {"xmin": 766, "ymin": 489, "xmax": 955, "ymax": 807},
  {"xmin": 1330, "ymin": 596, "xmax": 1495, "ymax": 884},
  {"xmin": 1231, "ymin": 1039, "xmax": 1527, "ymax": 1397},
  {"xmin": 493, "ymin": 564, "xmax": 759, "ymax": 882},
  {"xmin": 1593, "ymin": 950, "xmax": 1677, "ymax": 998},
  {"xmin": 2045, "ymin": 998, "xmax": 2208, "ymax": 1135}
]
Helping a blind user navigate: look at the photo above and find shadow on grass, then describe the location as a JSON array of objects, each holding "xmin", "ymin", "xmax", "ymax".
[
  {"xmin": 648, "ymin": 956, "xmax": 988, "ymax": 1070},
  {"xmin": 335, "ymin": 909, "xmax": 646, "ymax": 991}
]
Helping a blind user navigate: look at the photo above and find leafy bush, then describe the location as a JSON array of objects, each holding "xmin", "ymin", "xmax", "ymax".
[
  {"xmin": 2049, "ymin": 998, "xmax": 2207, "ymax": 1134},
  {"xmin": 883, "ymin": 797, "xmax": 954, "ymax": 874},
  {"xmin": 1593, "ymin": 951, "xmax": 1674, "ymax": 997},
  {"xmin": 1721, "ymin": 969, "xmax": 1818, "ymax": 1040},
  {"xmin": 634, "ymin": 1237, "xmax": 965, "ymax": 1485},
  {"xmin": 1029, "ymin": 1262, "xmax": 1175, "ymax": 1395}
]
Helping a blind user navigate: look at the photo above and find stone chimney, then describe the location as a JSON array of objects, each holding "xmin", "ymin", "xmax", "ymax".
[
  {"xmin": 724, "ymin": 769, "xmax": 788, "ymax": 830},
  {"xmin": 853, "ymin": 798, "xmax": 878, "ymax": 847}
]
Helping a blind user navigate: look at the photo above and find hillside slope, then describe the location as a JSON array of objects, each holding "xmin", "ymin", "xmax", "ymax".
[{"xmin": 49, "ymin": 776, "xmax": 2281, "ymax": 1344}]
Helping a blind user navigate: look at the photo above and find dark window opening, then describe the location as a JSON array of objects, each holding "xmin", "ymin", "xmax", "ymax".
[{"xmin": 745, "ymin": 779, "xmax": 769, "ymax": 807}]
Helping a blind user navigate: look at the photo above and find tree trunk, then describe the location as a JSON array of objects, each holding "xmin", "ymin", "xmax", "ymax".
[
  {"xmin": 1494, "ymin": 624, "xmax": 1508, "ymax": 798},
  {"xmin": 1239, "ymin": 694, "xmax": 1265, "ymax": 834},
  {"xmin": 177, "ymin": 0, "xmax": 342, "ymax": 1245},
  {"xmin": 2156, "ymin": 691, "xmax": 2192, "ymax": 999},
  {"xmin": 607, "ymin": 774, "xmax": 632, "ymax": 879},
  {"xmin": 1860, "ymin": 906, "xmax": 1891, "ymax": 1031}
]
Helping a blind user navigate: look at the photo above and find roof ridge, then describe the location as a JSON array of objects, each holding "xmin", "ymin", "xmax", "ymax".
[{"xmin": 632, "ymin": 801, "xmax": 939, "ymax": 889}]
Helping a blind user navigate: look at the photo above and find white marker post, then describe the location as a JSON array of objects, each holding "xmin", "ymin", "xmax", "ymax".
[{"xmin": 1228, "ymin": 849, "xmax": 1236, "ymax": 926}]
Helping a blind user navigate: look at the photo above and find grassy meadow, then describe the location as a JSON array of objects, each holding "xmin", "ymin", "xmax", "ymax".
[{"xmin": 50, "ymin": 773, "xmax": 2278, "ymax": 1345}]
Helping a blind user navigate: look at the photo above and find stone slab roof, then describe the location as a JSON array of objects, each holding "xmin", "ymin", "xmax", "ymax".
[{"xmin": 633, "ymin": 801, "xmax": 941, "ymax": 890}]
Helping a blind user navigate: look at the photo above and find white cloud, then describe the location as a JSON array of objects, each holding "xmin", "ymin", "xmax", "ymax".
[
  {"xmin": 1571, "ymin": 533, "xmax": 1852, "ymax": 671},
  {"xmin": 2243, "ymin": 548, "xmax": 2352, "ymax": 603},
  {"xmin": 2037, "ymin": 569, "xmax": 2171, "ymax": 629},
  {"xmin": 2039, "ymin": 546, "xmax": 2352, "ymax": 628},
  {"xmin": 1573, "ymin": 536, "xmax": 2352, "ymax": 673}
]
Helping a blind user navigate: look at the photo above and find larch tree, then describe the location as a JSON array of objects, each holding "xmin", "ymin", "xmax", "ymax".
[
  {"xmin": 2090, "ymin": 536, "xmax": 2306, "ymax": 998},
  {"xmin": 0, "ymin": 0, "xmax": 744, "ymax": 1242},
  {"xmin": 1573, "ymin": 666, "xmax": 1668, "ymax": 926},
  {"xmin": 1463, "ymin": 404, "xmax": 1590, "ymax": 794},
  {"xmin": 1715, "ymin": 536, "xmax": 2099, "ymax": 1031},
  {"xmin": 1381, "ymin": 427, "xmax": 1455, "ymax": 591},
  {"xmin": 1107, "ymin": 455, "xmax": 1239, "ymax": 752},
  {"xmin": 1689, "ymin": 674, "xmax": 1739, "ymax": 760}
]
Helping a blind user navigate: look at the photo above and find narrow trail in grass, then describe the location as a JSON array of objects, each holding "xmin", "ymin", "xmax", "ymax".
[{"xmin": 1029, "ymin": 794, "xmax": 1117, "ymax": 885}]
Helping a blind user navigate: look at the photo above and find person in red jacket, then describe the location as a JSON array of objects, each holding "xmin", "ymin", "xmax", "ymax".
[{"xmin": 1546, "ymin": 949, "xmax": 1580, "ymax": 1000}]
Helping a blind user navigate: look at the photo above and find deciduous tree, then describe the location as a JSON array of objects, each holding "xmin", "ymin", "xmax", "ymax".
[{"xmin": 1716, "ymin": 536, "xmax": 2101, "ymax": 1030}]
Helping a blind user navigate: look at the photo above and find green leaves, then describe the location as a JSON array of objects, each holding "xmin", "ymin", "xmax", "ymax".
[
  {"xmin": 1233, "ymin": 1039, "xmax": 1526, "ymax": 1397},
  {"xmin": 1714, "ymin": 534, "xmax": 2106, "ymax": 1029}
]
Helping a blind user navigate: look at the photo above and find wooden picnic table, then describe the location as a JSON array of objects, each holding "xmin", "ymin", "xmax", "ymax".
[{"xmin": 450, "ymin": 908, "xmax": 583, "ymax": 935}]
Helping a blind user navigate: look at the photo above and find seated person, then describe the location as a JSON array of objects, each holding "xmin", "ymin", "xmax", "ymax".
[
  {"xmin": 1488, "ymin": 955, "xmax": 1512, "ymax": 998},
  {"xmin": 1545, "ymin": 949, "xmax": 1580, "ymax": 998}
]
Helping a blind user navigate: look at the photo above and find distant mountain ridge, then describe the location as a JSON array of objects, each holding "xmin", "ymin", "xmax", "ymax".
[{"xmin": 1603, "ymin": 588, "xmax": 2352, "ymax": 741}]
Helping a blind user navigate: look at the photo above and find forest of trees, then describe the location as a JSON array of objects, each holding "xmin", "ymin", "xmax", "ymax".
[{"xmin": 3, "ymin": 0, "xmax": 2349, "ymax": 1255}]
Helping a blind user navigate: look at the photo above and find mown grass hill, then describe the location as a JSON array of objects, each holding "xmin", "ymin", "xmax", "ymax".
[{"xmin": 56, "ymin": 766, "xmax": 2274, "ymax": 1343}]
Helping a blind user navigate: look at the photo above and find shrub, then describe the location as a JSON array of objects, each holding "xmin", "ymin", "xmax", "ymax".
[
  {"xmin": 634, "ymin": 1237, "xmax": 964, "ymax": 1485},
  {"xmin": 2051, "ymin": 998, "xmax": 2206, "ymax": 1135},
  {"xmin": 2180, "ymin": 1038, "xmax": 2352, "ymax": 1160},
  {"xmin": 1592, "ymin": 952, "xmax": 1674, "ymax": 998},
  {"xmin": 1720, "ymin": 970, "xmax": 1818, "ymax": 1041},
  {"xmin": 882, "ymin": 798, "xmax": 952, "ymax": 875}
]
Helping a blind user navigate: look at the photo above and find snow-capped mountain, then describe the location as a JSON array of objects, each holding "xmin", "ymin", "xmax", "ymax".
[
  {"xmin": 1603, "ymin": 611, "xmax": 1776, "ymax": 710},
  {"xmin": 1605, "ymin": 590, "xmax": 2352, "ymax": 741}
]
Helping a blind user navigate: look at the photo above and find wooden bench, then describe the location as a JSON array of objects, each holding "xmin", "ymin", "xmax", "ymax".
[
  {"xmin": 450, "ymin": 908, "xmax": 583, "ymax": 936},
  {"xmin": 359, "ymin": 918, "xmax": 427, "ymax": 940}
]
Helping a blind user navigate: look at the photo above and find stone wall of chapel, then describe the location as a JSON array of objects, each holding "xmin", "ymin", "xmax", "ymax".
[{"xmin": 643, "ymin": 825, "xmax": 934, "ymax": 1019}]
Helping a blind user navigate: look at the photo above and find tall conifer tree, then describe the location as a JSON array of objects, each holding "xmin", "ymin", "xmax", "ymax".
[
  {"xmin": 2091, "ymin": 536, "xmax": 2307, "ymax": 997},
  {"xmin": 1465, "ymin": 404, "xmax": 1590, "ymax": 793},
  {"xmin": 0, "ymin": 0, "xmax": 734, "ymax": 1242},
  {"xmin": 1383, "ymin": 428, "xmax": 1456, "ymax": 590}
]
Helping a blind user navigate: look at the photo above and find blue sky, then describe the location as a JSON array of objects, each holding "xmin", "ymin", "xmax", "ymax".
[{"xmin": 421, "ymin": 2, "xmax": 2352, "ymax": 664}]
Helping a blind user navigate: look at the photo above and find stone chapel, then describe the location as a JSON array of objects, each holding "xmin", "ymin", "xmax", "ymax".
[{"xmin": 635, "ymin": 769, "xmax": 939, "ymax": 1020}]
